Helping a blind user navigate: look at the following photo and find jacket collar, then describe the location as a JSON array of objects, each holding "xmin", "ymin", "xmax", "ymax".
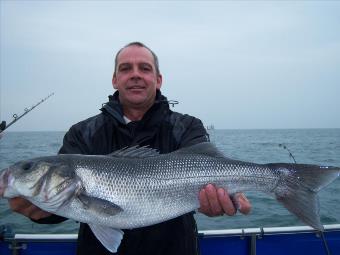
[{"xmin": 101, "ymin": 90, "xmax": 170, "ymax": 126}]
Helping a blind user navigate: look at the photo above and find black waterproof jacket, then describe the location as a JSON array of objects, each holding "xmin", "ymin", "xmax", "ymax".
[{"xmin": 41, "ymin": 91, "xmax": 208, "ymax": 255}]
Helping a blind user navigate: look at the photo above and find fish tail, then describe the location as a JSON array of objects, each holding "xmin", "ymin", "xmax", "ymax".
[{"xmin": 269, "ymin": 163, "xmax": 340, "ymax": 231}]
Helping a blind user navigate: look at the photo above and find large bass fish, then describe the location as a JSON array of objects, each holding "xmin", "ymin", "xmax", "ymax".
[{"xmin": 0, "ymin": 142, "xmax": 339, "ymax": 252}]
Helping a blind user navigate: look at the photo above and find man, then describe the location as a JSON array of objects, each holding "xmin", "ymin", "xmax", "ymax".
[{"xmin": 9, "ymin": 42, "xmax": 251, "ymax": 254}]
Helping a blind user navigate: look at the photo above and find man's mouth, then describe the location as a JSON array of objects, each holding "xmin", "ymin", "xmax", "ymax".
[{"xmin": 127, "ymin": 85, "xmax": 145, "ymax": 91}]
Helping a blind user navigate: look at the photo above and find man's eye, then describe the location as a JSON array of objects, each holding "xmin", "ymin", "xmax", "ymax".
[
  {"xmin": 141, "ymin": 66, "xmax": 151, "ymax": 72},
  {"xmin": 119, "ymin": 66, "xmax": 130, "ymax": 72}
]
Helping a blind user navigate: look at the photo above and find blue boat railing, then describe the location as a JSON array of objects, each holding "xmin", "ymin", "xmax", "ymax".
[
  {"xmin": 1, "ymin": 224, "xmax": 340, "ymax": 255},
  {"xmin": 199, "ymin": 224, "xmax": 340, "ymax": 255}
]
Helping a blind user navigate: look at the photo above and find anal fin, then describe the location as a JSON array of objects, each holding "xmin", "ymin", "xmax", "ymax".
[{"xmin": 89, "ymin": 224, "xmax": 124, "ymax": 253}]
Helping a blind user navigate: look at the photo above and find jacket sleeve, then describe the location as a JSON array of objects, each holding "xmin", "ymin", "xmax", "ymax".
[
  {"xmin": 32, "ymin": 125, "xmax": 88, "ymax": 225},
  {"xmin": 178, "ymin": 116, "xmax": 209, "ymax": 148}
]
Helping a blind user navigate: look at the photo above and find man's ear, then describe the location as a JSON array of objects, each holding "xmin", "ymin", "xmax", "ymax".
[
  {"xmin": 156, "ymin": 74, "xmax": 162, "ymax": 90},
  {"xmin": 112, "ymin": 75, "xmax": 117, "ymax": 89}
]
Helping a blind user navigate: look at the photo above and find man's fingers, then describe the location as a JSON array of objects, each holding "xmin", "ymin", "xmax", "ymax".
[
  {"xmin": 198, "ymin": 188, "xmax": 212, "ymax": 216},
  {"xmin": 217, "ymin": 188, "xmax": 236, "ymax": 216},
  {"xmin": 29, "ymin": 208, "xmax": 52, "ymax": 220},
  {"xmin": 234, "ymin": 192, "xmax": 251, "ymax": 215},
  {"xmin": 9, "ymin": 197, "xmax": 31, "ymax": 212},
  {"xmin": 204, "ymin": 184, "xmax": 223, "ymax": 216},
  {"xmin": 198, "ymin": 186, "xmax": 251, "ymax": 217},
  {"xmin": 8, "ymin": 197, "xmax": 51, "ymax": 220}
]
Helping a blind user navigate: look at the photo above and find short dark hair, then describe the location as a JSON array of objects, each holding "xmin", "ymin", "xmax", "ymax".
[{"xmin": 113, "ymin": 42, "xmax": 160, "ymax": 76}]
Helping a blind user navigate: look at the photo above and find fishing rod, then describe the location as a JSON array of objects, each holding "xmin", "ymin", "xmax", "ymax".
[
  {"xmin": 0, "ymin": 93, "xmax": 55, "ymax": 134},
  {"xmin": 278, "ymin": 143, "xmax": 297, "ymax": 164}
]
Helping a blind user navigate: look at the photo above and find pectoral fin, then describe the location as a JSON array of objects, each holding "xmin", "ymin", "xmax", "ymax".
[
  {"xmin": 89, "ymin": 224, "xmax": 124, "ymax": 253},
  {"xmin": 78, "ymin": 193, "xmax": 123, "ymax": 216}
]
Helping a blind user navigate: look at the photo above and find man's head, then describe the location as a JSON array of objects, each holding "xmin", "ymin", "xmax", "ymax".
[
  {"xmin": 112, "ymin": 42, "xmax": 162, "ymax": 112},
  {"xmin": 113, "ymin": 42, "xmax": 160, "ymax": 77}
]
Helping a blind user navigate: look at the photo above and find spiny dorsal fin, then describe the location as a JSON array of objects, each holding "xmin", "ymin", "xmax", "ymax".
[
  {"xmin": 108, "ymin": 146, "xmax": 160, "ymax": 158},
  {"xmin": 108, "ymin": 142, "xmax": 226, "ymax": 159},
  {"xmin": 174, "ymin": 142, "xmax": 226, "ymax": 158}
]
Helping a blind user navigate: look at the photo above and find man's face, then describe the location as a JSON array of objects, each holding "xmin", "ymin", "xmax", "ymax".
[{"xmin": 112, "ymin": 46, "xmax": 162, "ymax": 109}]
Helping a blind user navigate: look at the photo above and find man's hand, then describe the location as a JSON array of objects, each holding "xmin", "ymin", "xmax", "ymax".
[
  {"xmin": 198, "ymin": 184, "xmax": 251, "ymax": 217},
  {"xmin": 8, "ymin": 197, "xmax": 52, "ymax": 221}
]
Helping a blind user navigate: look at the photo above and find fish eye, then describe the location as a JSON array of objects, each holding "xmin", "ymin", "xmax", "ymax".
[{"xmin": 22, "ymin": 162, "xmax": 33, "ymax": 171}]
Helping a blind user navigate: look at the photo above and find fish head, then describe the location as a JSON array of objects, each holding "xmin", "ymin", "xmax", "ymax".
[{"xmin": 0, "ymin": 156, "xmax": 77, "ymax": 205}]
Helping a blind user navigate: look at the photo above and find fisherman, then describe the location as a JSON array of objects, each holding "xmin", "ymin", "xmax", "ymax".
[{"xmin": 8, "ymin": 42, "xmax": 251, "ymax": 255}]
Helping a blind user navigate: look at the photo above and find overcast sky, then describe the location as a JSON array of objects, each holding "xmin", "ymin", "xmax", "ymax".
[{"xmin": 1, "ymin": 1, "xmax": 339, "ymax": 131}]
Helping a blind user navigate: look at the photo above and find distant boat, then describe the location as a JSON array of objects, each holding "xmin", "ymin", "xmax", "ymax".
[{"xmin": 206, "ymin": 124, "xmax": 215, "ymax": 130}]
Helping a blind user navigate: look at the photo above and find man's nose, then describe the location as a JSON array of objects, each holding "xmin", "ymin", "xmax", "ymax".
[{"xmin": 130, "ymin": 67, "xmax": 142, "ymax": 79}]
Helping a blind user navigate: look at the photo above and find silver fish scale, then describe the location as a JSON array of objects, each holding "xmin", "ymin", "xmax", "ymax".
[{"xmin": 56, "ymin": 152, "xmax": 283, "ymax": 229}]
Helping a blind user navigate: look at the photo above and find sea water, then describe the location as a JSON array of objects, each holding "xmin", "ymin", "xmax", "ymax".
[{"xmin": 0, "ymin": 129, "xmax": 339, "ymax": 234}]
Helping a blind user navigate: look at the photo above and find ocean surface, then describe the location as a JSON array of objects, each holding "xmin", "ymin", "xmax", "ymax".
[{"xmin": 0, "ymin": 129, "xmax": 339, "ymax": 234}]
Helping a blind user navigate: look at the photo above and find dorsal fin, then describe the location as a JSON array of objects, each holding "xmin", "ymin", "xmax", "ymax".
[
  {"xmin": 108, "ymin": 142, "xmax": 225, "ymax": 159},
  {"xmin": 174, "ymin": 142, "xmax": 225, "ymax": 158},
  {"xmin": 108, "ymin": 146, "xmax": 160, "ymax": 158}
]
